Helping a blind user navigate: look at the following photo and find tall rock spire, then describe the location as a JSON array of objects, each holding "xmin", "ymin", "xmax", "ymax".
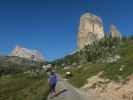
[
  {"xmin": 110, "ymin": 24, "xmax": 122, "ymax": 39},
  {"xmin": 77, "ymin": 13, "xmax": 105, "ymax": 49}
]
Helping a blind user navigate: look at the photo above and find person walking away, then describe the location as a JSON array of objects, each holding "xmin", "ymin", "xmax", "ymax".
[{"xmin": 48, "ymin": 71, "xmax": 58, "ymax": 96}]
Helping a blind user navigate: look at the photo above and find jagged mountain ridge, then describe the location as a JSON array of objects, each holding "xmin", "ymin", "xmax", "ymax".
[{"xmin": 11, "ymin": 45, "xmax": 44, "ymax": 61}]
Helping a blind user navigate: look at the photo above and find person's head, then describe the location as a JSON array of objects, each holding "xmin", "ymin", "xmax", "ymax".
[{"xmin": 50, "ymin": 70, "xmax": 55, "ymax": 75}]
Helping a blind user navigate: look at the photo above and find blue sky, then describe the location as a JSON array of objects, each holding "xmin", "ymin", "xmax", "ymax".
[{"xmin": 0, "ymin": 0, "xmax": 132, "ymax": 61}]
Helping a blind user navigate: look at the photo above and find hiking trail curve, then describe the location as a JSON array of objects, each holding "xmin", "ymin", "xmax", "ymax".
[{"xmin": 47, "ymin": 76, "xmax": 95, "ymax": 100}]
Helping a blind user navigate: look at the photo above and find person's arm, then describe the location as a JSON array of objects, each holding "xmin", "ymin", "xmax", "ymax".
[
  {"xmin": 55, "ymin": 74, "xmax": 59, "ymax": 82},
  {"xmin": 48, "ymin": 75, "xmax": 50, "ymax": 84}
]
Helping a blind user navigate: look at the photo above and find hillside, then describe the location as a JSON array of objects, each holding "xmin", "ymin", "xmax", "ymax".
[
  {"xmin": 0, "ymin": 56, "xmax": 49, "ymax": 100},
  {"xmin": 63, "ymin": 38, "xmax": 132, "ymax": 86},
  {"xmin": 51, "ymin": 37, "xmax": 133, "ymax": 100},
  {"xmin": 0, "ymin": 73, "xmax": 49, "ymax": 100}
]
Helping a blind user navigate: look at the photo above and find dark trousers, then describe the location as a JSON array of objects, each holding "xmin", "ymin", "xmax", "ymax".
[{"xmin": 50, "ymin": 83, "xmax": 56, "ymax": 93}]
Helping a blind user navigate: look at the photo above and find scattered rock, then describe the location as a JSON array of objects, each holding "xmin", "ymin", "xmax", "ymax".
[
  {"xmin": 119, "ymin": 65, "xmax": 125, "ymax": 71},
  {"xmin": 101, "ymin": 55, "xmax": 121, "ymax": 63},
  {"xmin": 82, "ymin": 73, "xmax": 133, "ymax": 100}
]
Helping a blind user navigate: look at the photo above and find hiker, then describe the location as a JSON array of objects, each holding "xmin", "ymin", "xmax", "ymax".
[
  {"xmin": 65, "ymin": 71, "xmax": 72, "ymax": 79},
  {"xmin": 48, "ymin": 70, "xmax": 58, "ymax": 96}
]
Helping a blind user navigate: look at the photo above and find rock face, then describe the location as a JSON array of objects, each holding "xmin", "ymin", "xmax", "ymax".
[
  {"xmin": 78, "ymin": 13, "xmax": 105, "ymax": 49},
  {"xmin": 82, "ymin": 73, "xmax": 133, "ymax": 100},
  {"xmin": 110, "ymin": 24, "xmax": 122, "ymax": 39},
  {"xmin": 11, "ymin": 45, "xmax": 44, "ymax": 61}
]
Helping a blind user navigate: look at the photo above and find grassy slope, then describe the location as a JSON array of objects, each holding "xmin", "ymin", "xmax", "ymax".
[
  {"xmin": 0, "ymin": 74, "xmax": 49, "ymax": 100},
  {"xmin": 62, "ymin": 40, "xmax": 133, "ymax": 88}
]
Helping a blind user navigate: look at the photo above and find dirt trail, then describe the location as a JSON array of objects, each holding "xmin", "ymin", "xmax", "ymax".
[{"xmin": 47, "ymin": 77, "xmax": 95, "ymax": 100}]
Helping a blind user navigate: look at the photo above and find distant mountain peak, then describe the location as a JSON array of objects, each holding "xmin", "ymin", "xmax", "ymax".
[{"xmin": 11, "ymin": 45, "xmax": 44, "ymax": 61}]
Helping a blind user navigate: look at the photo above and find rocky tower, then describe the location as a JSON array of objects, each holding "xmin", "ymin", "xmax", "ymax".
[
  {"xmin": 11, "ymin": 45, "xmax": 44, "ymax": 61},
  {"xmin": 78, "ymin": 13, "xmax": 105, "ymax": 49},
  {"xmin": 110, "ymin": 24, "xmax": 122, "ymax": 39}
]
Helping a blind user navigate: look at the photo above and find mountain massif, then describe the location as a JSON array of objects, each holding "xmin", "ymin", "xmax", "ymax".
[
  {"xmin": 11, "ymin": 45, "xmax": 44, "ymax": 61},
  {"xmin": 77, "ymin": 13, "xmax": 122, "ymax": 49}
]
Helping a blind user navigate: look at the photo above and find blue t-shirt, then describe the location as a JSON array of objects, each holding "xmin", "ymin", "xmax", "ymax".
[{"xmin": 48, "ymin": 74, "xmax": 57, "ymax": 85}]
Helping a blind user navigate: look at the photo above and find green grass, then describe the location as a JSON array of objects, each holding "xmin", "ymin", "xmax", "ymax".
[
  {"xmin": 0, "ymin": 73, "xmax": 49, "ymax": 100},
  {"xmin": 60, "ymin": 40, "xmax": 133, "ymax": 88}
]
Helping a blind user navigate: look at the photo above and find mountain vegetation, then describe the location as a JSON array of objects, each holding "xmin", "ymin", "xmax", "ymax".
[
  {"xmin": 52, "ymin": 36, "xmax": 120, "ymax": 67},
  {"xmin": 52, "ymin": 36, "xmax": 133, "ymax": 88},
  {"xmin": 0, "ymin": 57, "xmax": 49, "ymax": 100}
]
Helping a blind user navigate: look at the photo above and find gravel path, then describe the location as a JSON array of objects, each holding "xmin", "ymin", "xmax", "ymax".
[{"xmin": 47, "ymin": 77, "xmax": 95, "ymax": 100}]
